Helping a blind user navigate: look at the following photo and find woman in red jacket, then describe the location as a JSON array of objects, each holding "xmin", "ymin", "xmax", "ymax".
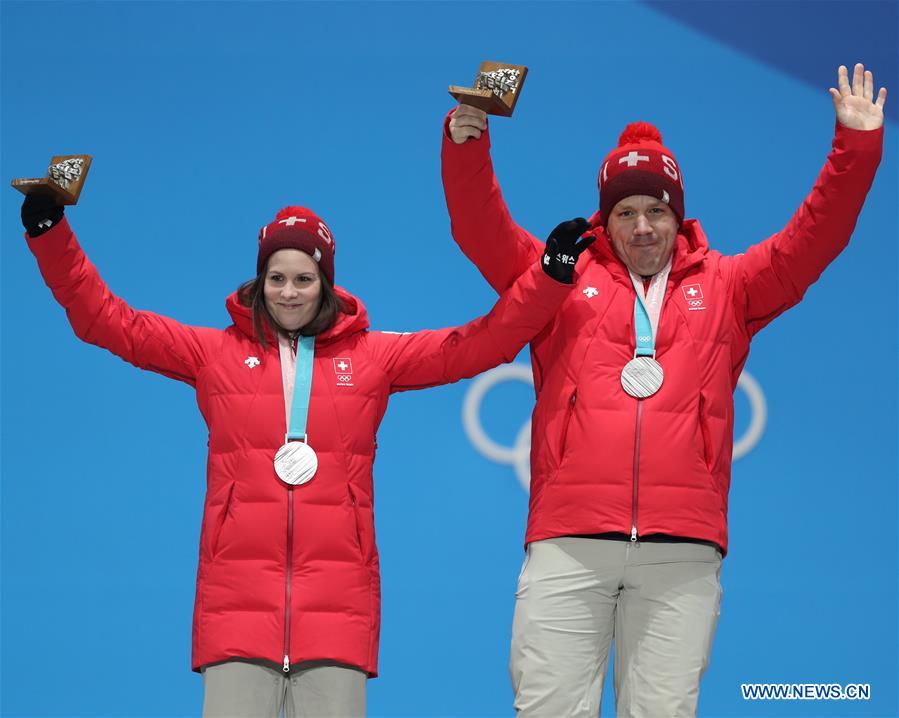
[{"xmin": 20, "ymin": 197, "xmax": 592, "ymax": 717}]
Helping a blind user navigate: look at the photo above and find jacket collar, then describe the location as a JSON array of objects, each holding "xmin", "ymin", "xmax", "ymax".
[{"xmin": 225, "ymin": 285, "xmax": 370, "ymax": 347}]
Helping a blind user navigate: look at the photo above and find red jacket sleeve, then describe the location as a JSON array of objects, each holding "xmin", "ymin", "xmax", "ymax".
[
  {"xmin": 368, "ymin": 262, "xmax": 569, "ymax": 392},
  {"xmin": 26, "ymin": 217, "xmax": 222, "ymax": 386},
  {"xmin": 733, "ymin": 123, "xmax": 883, "ymax": 337},
  {"xmin": 441, "ymin": 109, "xmax": 544, "ymax": 294}
]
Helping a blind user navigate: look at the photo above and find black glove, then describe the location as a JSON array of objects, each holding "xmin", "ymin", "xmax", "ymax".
[
  {"xmin": 21, "ymin": 192, "xmax": 64, "ymax": 237},
  {"xmin": 541, "ymin": 218, "xmax": 595, "ymax": 284}
]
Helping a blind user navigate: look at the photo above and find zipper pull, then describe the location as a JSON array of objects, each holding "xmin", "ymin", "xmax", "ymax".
[
  {"xmin": 283, "ymin": 654, "xmax": 290, "ymax": 673},
  {"xmin": 630, "ymin": 526, "xmax": 638, "ymax": 542}
]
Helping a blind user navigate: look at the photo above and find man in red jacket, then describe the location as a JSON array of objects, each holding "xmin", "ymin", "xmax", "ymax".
[{"xmin": 441, "ymin": 64, "xmax": 886, "ymax": 716}]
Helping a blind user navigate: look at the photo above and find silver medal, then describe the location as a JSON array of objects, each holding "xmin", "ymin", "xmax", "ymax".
[
  {"xmin": 274, "ymin": 441, "xmax": 318, "ymax": 485},
  {"xmin": 621, "ymin": 356, "xmax": 664, "ymax": 398}
]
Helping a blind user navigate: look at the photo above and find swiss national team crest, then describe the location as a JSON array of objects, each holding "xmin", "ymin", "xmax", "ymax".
[
  {"xmin": 681, "ymin": 283, "xmax": 706, "ymax": 311},
  {"xmin": 333, "ymin": 358, "xmax": 354, "ymax": 386}
]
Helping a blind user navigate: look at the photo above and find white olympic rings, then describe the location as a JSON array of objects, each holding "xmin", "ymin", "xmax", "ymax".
[{"xmin": 462, "ymin": 364, "xmax": 768, "ymax": 492}]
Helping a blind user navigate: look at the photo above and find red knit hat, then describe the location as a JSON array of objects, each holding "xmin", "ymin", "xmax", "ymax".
[
  {"xmin": 597, "ymin": 122, "xmax": 684, "ymax": 226},
  {"xmin": 257, "ymin": 206, "xmax": 336, "ymax": 285}
]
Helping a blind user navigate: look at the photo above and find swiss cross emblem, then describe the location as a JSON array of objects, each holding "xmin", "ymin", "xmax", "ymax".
[
  {"xmin": 619, "ymin": 151, "xmax": 650, "ymax": 167},
  {"xmin": 333, "ymin": 358, "xmax": 354, "ymax": 386},
  {"xmin": 681, "ymin": 283, "xmax": 706, "ymax": 311}
]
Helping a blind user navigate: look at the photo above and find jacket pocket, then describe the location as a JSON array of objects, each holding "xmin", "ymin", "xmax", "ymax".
[
  {"xmin": 209, "ymin": 481, "xmax": 236, "ymax": 558},
  {"xmin": 698, "ymin": 392, "xmax": 714, "ymax": 472},
  {"xmin": 347, "ymin": 484, "xmax": 367, "ymax": 561},
  {"xmin": 557, "ymin": 391, "xmax": 577, "ymax": 464}
]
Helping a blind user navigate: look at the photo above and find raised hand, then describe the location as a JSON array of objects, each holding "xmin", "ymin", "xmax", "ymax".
[
  {"xmin": 21, "ymin": 192, "xmax": 64, "ymax": 237},
  {"xmin": 542, "ymin": 218, "xmax": 595, "ymax": 284},
  {"xmin": 829, "ymin": 64, "xmax": 887, "ymax": 131},
  {"xmin": 449, "ymin": 105, "xmax": 488, "ymax": 144}
]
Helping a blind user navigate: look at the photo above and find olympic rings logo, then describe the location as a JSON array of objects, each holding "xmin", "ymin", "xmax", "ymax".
[{"xmin": 462, "ymin": 364, "xmax": 767, "ymax": 492}]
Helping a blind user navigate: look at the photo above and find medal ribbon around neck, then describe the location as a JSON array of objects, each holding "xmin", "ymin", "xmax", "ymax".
[
  {"xmin": 620, "ymin": 258, "xmax": 671, "ymax": 398},
  {"xmin": 274, "ymin": 334, "xmax": 318, "ymax": 485}
]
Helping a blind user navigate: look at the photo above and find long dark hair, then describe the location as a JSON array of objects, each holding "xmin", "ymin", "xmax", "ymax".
[{"xmin": 237, "ymin": 268, "xmax": 343, "ymax": 349}]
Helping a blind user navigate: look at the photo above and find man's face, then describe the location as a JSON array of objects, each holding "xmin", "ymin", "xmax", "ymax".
[{"xmin": 606, "ymin": 195, "xmax": 679, "ymax": 276}]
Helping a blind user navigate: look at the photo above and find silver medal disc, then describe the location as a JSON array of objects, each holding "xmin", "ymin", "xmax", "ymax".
[
  {"xmin": 274, "ymin": 441, "xmax": 318, "ymax": 486},
  {"xmin": 621, "ymin": 357, "xmax": 664, "ymax": 398}
]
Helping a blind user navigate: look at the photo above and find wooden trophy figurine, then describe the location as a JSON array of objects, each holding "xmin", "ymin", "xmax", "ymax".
[
  {"xmin": 11, "ymin": 154, "xmax": 92, "ymax": 205},
  {"xmin": 449, "ymin": 61, "xmax": 528, "ymax": 117}
]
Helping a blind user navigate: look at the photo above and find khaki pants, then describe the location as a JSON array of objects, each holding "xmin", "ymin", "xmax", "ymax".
[
  {"xmin": 511, "ymin": 537, "xmax": 722, "ymax": 717},
  {"xmin": 202, "ymin": 660, "xmax": 366, "ymax": 718}
]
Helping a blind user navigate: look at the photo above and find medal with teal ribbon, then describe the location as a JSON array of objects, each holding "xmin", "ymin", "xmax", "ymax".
[
  {"xmin": 620, "ymin": 263, "xmax": 670, "ymax": 398},
  {"xmin": 274, "ymin": 335, "xmax": 318, "ymax": 485}
]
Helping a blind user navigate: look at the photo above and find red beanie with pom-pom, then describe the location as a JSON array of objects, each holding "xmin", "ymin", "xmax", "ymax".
[
  {"xmin": 257, "ymin": 206, "xmax": 336, "ymax": 284},
  {"xmin": 597, "ymin": 122, "xmax": 685, "ymax": 226}
]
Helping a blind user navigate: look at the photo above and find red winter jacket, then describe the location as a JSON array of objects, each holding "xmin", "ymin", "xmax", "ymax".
[
  {"xmin": 441, "ymin": 118, "xmax": 882, "ymax": 555},
  {"xmin": 27, "ymin": 218, "xmax": 570, "ymax": 675}
]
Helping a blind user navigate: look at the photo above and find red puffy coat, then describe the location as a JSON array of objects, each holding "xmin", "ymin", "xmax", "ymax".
[
  {"xmin": 441, "ymin": 119, "xmax": 882, "ymax": 554},
  {"xmin": 26, "ymin": 218, "xmax": 570, "ymax": 675}
]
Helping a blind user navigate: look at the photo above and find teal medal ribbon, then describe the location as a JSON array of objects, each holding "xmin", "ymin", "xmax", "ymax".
[
  {"xmin": 633, "ymin": 294, "xmax": 656, "ymax": 357},
  {"xmin": 274, "ymin": 335, "xmax": 319, "ymax": 485},
  {"xmin": 286, "ymin": 335, "xmax": 315, "ymax": 441},
  {"xmin": 620, "ymin": 264, "xmax": 670, "ymax": 398}
]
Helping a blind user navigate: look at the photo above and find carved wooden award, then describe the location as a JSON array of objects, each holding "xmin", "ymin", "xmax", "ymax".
[
  {"xmin": 449, "ymin": 61, "xmax": 528, "ymax": 117},
  {"xmin": 11, "ymin": 155, "xmax": 92, "ymax": 205}
]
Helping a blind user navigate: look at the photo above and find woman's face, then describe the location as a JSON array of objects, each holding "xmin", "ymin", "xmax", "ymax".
[{"xmin": 263, "ymin": 249, "xmax": 322, "ymax": 332}]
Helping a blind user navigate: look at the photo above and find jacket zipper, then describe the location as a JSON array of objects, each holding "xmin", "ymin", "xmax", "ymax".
[
  {"xmin": 630, "ymin": 399, "xmax": 644, "ymax": 541},
  {"xmin": 283, "ymin": 486, "xmax": 294, "ymax": 672},
  {"xmin": 283, "ymin": 331, "xmax": 300, "ymax": 673},
  {"xmin": 629, "ymin": 275, "xmax": 674, "ymax": 541}
]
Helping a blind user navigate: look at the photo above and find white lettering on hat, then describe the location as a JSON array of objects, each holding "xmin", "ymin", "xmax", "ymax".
[
  {"xmin": 317, "ymin": 222, "xmax": 333, "ymax": 245},
  {"xmin": 279, "ymin": 216, "xmax": 308, "ymax": 226},
  {"xmin": 619, "ymin": 151, "xmax": 649, "ymax": 167},
  {"xmin": 661, "ymin": 155, "xmax": 680, "ymax": 183}
]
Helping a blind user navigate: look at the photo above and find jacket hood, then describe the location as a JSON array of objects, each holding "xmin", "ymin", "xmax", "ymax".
[
  {"xmin": 225, "ymin": 285, "xmax": 370, "ymax": 346},
  {"xmin": 584, "ymin": 211, "xmax": 709, "ymax": 284}
]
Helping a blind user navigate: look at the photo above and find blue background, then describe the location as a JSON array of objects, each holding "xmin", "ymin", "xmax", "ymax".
[{"xmin": 2, "ymin": 2, "xmax": 896, "ymax": 716}]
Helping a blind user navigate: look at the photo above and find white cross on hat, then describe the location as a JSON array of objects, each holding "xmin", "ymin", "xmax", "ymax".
[{"xmin": 619, "ymin": 151, "xmax": 650, "ymax": 167}]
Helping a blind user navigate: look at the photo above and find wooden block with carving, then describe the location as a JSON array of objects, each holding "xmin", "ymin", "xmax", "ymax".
[
  {"xmin": 449, "ymin": 61, "xmax": 528, "ymax": 117},
  {"xmin": 11, "ymin": 154, "xmax": 93, "ymax": 205}
]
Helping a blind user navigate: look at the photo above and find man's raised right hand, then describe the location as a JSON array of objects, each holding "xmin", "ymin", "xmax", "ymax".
[
  {"xmin": 449, "ymin": 105, "xmax": 488, "ymax": 144},
  {"xmin": 21, "ymin": 192, "xmax": 64, "ymax": 237}
]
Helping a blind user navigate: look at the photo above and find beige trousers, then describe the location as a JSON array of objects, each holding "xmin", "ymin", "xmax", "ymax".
[
  {"xmin": 511, "ymin": 537, "xmax": 722, "ymax": 717},
  {"xmin": 202, "ymin": 660, "xmax": 366, "ymax": 718}
]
